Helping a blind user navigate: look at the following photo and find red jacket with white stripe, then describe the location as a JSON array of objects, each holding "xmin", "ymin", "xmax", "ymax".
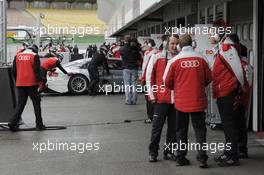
[
  {"xmin": 163, "ymin": 46, "xmax": 212, "ymax": 112},
  {"xmin": 239, "ymin": 57, "xmax": 253, "ymax": 108},
  {"xmin": 212, "ymin": 37, "xmax": 244, "ymax": 98},
  {"xmin": 141, "ymin": 48, "xmax": 157, "ymax": 85},
  {"xmin": 146, "ymin": 50, "xmax": 175, "ymax": 104}
]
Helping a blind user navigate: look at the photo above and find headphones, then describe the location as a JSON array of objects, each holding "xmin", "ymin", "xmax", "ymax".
[{"xmin": 148, "ymin": 39, "xmax": 156, "ymax": 47}]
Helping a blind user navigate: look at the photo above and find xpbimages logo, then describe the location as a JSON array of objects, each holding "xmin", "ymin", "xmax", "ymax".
[
  {"xmin": 164, "ymin": 24, "xmax": 232, "ymax": 37},
  {"xmin": 98, "ymin": 82, "xmax": 166, "ymax": 95},
  {"xmin": 164, "ymin": 141, "xmax": 231, "ymax": 154},
  {"xmin": 32, "ymin": 140, "xmax": 100, "ymax": 154}
]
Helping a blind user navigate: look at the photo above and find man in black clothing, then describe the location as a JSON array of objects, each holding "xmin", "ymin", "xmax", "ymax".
[
  {"xmin": 119, "ymin": 35, "xmax": 141, "ymax": 105},
  {"xmin": 9, "ymin": 45, "xmax": 45, "ymax": 131},
  {"xmin": 73, "ymin": 45, "xmax": 79, "ymax": 55},
  {"xmin": 86, "ymin": 45, "xmax": 93, "ymax": 58},
  {"xmin": 87, "ymin": 46, "xmax": 110, "ymax": 95}
]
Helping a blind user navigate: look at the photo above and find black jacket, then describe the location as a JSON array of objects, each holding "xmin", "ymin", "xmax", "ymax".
[
  {"xmin": 89, "ymin": 52, "xmax": 109, "ymax": 74},
  {"xmin": 120, "ymin": 43, "xmax": 140, "ymax": 70}
]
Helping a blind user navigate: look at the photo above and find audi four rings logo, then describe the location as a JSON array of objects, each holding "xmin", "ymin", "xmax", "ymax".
[
  {"xmin": 18, "ymin": 56, "xmax": 31, "ymax": 61},
  {"xmin": 180, "ymin": 60, "xmax": 200, "ymax": 68}
]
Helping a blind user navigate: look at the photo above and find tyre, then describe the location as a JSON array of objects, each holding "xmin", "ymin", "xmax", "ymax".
[{"xmin": 68, "ymin": 74, "xmax": 89, "ymax": 95}]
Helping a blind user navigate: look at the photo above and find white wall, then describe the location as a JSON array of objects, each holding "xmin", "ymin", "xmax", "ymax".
[{"xmin": 101, "ymin": 0, "xmax": 163, "ymax": 36}]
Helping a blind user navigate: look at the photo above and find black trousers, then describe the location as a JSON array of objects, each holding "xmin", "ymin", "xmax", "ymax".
[
  {"xmin": 149, "ymin": 103, "xmax": 177, "ymax": 157},
  {"xmin": 237, "ymin": 105, "xmax": 248, "ymax": 154},
  {"xmin": 217, "ymin": 92, "xmax": 248, "ymax": 159},
  {"xmin": 88, "ymin": 65, "xmax": 99, "ymax": 93},
  {"xmin": 145, "ymin": 95, "xmax": 154, "ymax": 120},
  {"xmin": 40, "ymin": 68, "xmax": 47, "ymax": 85},
  {"xmin": 176, "ymin": 110, "xmax": 208, "ymax": 162},
  {"xmin": 10, "ymin": 86, "xmax": 43, "ymax": 126}
]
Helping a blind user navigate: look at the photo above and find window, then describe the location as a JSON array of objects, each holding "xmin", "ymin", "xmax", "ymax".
[
  {"xmin": 147, "ymin": 28, "xmax": 151, "ymax": 36},
  {"xmin": 231, "ymin": 26, "xmax": 236, "ymax": 34},
  {"xmin": 162, "ymin": 22, "xmax": 167, "ymax": 34},
  {"xmin": 156, "ymin": 25, "xmax": 161, "ymax": 34},
  {"xmin": 243, "ymin": 24, "xmax": 248, "ymax": 41},
  {"xmin": 216, "ymin": 4, "xmax": 224, "ymax": 20},
  {"xmin": 249, "ymin": 50, "xmax": 254, "ymax": 66},
  {"xmin": 249, "ymin": 23, "xmax": 253, "ymax": 40},
  {"xmin": 236, "ymin": 25, "xmax": 242, "ymax": 40},
  {"xmin": 200, "ymin": 10, "xmax": 205, "ymax": 24},
  {"xmin": 207, "ymin": 7, "xmax": 213, "ymax": 24},
  {"xmin": 151, "ymin": 26, "xmax": 155, "ymax": 34},
  {"xmin": 168, "ymin": 20, "xmax": 175, "ymax": 28}
]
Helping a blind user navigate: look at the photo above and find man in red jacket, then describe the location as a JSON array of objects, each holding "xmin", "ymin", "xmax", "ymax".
[
  {"xmin": 146, "ymin": 35, "xmax": 179, "ymax": 162},
  {"xmin": 229, "ymin": 34, "xmax": 253, "ymax": 159},
  {"xmin": 163, "ymin": 34, "xmax": 211, "ymax": 168},
  {"xmin": 210, "ymin": 21, "xmax": 247, "ymax": 167},
  {"xmin": 9, "ymin": 45, "xmax": 46, "ymax": 131},
  {"xmin": 141, "ymin": 39, "xmax": 157, "ymax": 124},
  {"xmin": 41, "ymin": 52, "xmax": 73, "ymax": 91}
]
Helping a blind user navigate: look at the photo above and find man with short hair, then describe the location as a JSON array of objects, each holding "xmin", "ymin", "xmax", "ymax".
[
  {"xmin": 146, "ymin": 35, "xmax": 179, "ymax": 162},
  {"xmin": 141, "ymin": 39, "xmax": 157, "ymax": 124},
  {"xmin": 87, "ymin": 46, "xmax": 110, "ymax": 96},
  {"xmin": 120, "ymin": 35, "xmax": 141, "ymax": 105},
  {"xmin": 9, "ymin": 45, "xmax": 46, "ymax": 131},
  {"xmin": 209, "ymin": 20, "xmax": 248, "ymax": 167},
  {"xmin": 163, "ymin": 34, "xmax": 211, "ymax": 168}
]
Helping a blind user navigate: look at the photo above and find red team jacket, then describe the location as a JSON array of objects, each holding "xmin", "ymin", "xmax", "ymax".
[
  {"xmin": 14, "ymin": 49, "xmax": 40, "ymax": 87},
  {"xmin": 163, "ymin": 46, "xmax": 212, "ymax": 112},
  {"xmin": 141, "ymin": 48, "xmax": 157, "ymax": 85},
  {"xmin": 146, "ymin": 50, "xmax": 176, "ymax": 104},
  {"xmin": 240, "ymin": 57, "xmax": 253, "ymax": 107},
  {"xmin": 212, "ymin": 37, "xmax": 249, "ymax": 99}
]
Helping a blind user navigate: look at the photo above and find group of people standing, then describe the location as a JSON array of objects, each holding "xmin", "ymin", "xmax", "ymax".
[
  {"xmin": 8, "ymin": 19, "xmax": 252, "ymax": 169},
  {"xmin": 138, "ymin": 20, "xmax": 252, "ymax": 168}
]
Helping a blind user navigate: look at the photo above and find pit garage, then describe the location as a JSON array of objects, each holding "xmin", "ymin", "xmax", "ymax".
[{"xmin": 99, "ymin": 0, "xmax": 264, "ymax": 132}]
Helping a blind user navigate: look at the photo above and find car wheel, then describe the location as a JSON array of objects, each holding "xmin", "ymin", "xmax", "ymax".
[{"xmin": 68, "ymin": 75, "xmax": 89, "ymax": 95}]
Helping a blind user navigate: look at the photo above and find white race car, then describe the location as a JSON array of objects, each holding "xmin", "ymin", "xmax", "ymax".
[{"xmin": 46, "ymin": 57, "xmax": 135, "ymax": 95}]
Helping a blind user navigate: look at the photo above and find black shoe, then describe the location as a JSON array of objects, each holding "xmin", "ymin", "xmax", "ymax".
[
  {"xmin": 214, "ymin": 154, "xmax": 228, "ymax": 162},
  {"xmin": 163, "ymin": 152, "xmax": 176, "ymax": 161},
  {"xmin": 8, "ymin": 123, "xmax": 19, "ymax": 132},
  {"xmin": 199, "ymin": 161, "xmax": 209, "ymax": 169},
  {"xmin": 36, "ymin": 125, "xmax": 46, "ymax": 131},
  {"xmin": 238, "ymin": 152, "xmax": 249, "ymax": 159},
  {"xmin": 217, "ymin": 158, "xmax": 240, "ymax": 167},
  {"xmin": 149, "ymin": 155, "xmax": 157, "ymax": 163},
  {"xmin": 18, "ymin": 119, "xmax": 24, "ymax": 126},
  {"xmin": 176, "ymin": 157, "xmax": 190, "ymax": 166}
]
